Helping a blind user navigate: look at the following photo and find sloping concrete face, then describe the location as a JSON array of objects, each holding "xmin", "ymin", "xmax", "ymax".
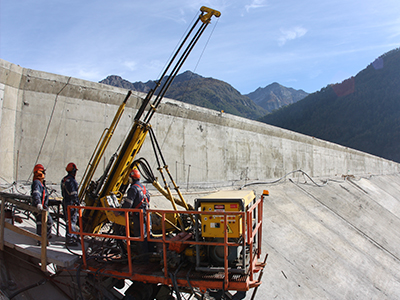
[
  {"xmin": 1, "ymin": 59, "xmax": 400, "ymax": 299},
  {"xmin": 249, "ymin": 173, "xmax": 400, "ymax": 299},
  {"xmin": 0, "ymin": 58, "xmax": 399, "ymax": 187}
]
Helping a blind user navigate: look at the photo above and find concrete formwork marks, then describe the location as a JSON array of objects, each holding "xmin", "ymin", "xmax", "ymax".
[
  {"xmin": 1, "ymin": 58, "xmax": 400, "ymax": 186},
  {"xmin": 257, "ymin": 174, "xmax": 400, "ymax": 299}
]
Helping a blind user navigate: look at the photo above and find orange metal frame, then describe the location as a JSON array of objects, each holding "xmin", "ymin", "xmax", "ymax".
[{"xmin": 67, "ymin": 195, "xmax": 265, "ymax": 292}]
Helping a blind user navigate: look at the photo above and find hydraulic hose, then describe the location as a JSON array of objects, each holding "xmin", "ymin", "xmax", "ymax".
[{"xmin": 9, "ymin": 279, "xmax": 48, "ymax": 299}]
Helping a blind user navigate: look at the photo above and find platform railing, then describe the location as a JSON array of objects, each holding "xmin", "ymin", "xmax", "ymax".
[
  {"xmin": 69, "ymin": 197, "xmax": 264, "ymax": 291},
  {"xmin": 0, "ymin": 194, "xmax": 49, "ymax": 272}
]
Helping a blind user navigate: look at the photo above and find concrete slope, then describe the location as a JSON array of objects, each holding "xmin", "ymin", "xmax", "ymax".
[{"xmin": 248, "ymin": 172, "xmax": 400, "ymax": 299}]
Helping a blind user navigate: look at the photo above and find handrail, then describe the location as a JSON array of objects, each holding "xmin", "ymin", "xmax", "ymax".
[
  {"xmin": 0, "ymin": 194, "xmax": 49, "ymax": 272},
  {"xmin": 69, "ymin": 196, "xmax": 264, "ymax": 290}
]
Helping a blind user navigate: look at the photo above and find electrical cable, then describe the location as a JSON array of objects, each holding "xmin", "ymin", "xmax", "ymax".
[
  {"xmin": 169, "ymin": 271, "xmax": 182, "ymax": 300},
  {"xmin": 14, "ymin": 182, "xmax": 30, "ymax": 195},
  {"xmin": 0, "ymin": 179, "xmax": 14, "ymax": 190},
  {"xmin": 155, "ymin": 11, "xmax": 199, "ymax": 83},
  {"xmin": 65, "ymin": 242, "xmax": 84, "ymax": 257},
  {"xmin": 8, "ymin": 279, "xmax": 48, "ymax": 299},
  {"xmin": 143, "ymin": 21, "xmax": 207, "ymax": 124},
  {"xmin": 76, "ymin": 262, "xmax": 85, "ymax": 300},
  {"xmin": 46, "ymin": 97, "xmax": 68, "ymax": 172},
  {"xmin": 192, "ymin": 16, "xmax": 219, "ymax": 73},
  {"xmin": 133, "ymin": 157, "xmax": 156, "ymax": 183},
  {"xmin": 156, "ymin": 17, "xmax": 220, "ymax": 156},
  {"xmin": 186, "ymin": 266, "xmax": 203, "ymax": 299},
  {"xmin": 1, "ymin": 246, "xmax": 81, "ymax": 299},
  {"xmin": 240, "ymin": 169, "xmax": 329, "ymax": 189}
]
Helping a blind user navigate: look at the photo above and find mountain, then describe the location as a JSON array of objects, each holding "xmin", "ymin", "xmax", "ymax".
[
  {"xmin": 100, "ymin": 75, "xmax": 155, "ymax": 93},
  {"xmin": 259, "ymin": 48, "xmax": 400, "ymax": 163},
  {"xmin": 245, "ymin": 82, "xmax": 308, "ymax": 112},
  {"xmin": 100, "ymin": 72, "xmax": 268, "ymax": 120},
  {"xmin": 164, "ymin": 71, "xmax": 268, "ymax": 120}
]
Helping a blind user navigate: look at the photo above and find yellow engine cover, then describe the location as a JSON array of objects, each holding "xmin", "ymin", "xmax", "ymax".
[{"xmin": 196, "ymin": 190, "xmax": 255, "ymax": 239}]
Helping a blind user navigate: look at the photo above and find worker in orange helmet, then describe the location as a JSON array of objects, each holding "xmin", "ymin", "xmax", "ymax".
[
  {"xmin": 61, "ymin": 162, "xmax": 80, "ymax": 247},
  {"xmin": 121, "ymin": 168, "xmax": 151, "ymax": 259},
  {"xmin": 31, "ymin": 164, "xmax": 54, "ymax": 245}
]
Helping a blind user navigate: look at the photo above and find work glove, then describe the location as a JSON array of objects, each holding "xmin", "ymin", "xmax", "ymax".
[
  {"xmin": 37, "ymin": 204, "xmax": 43, "ymax": 210},
  {"xmin": 71, "ymin": 224, "xmax": 80, "ymax": 232}
]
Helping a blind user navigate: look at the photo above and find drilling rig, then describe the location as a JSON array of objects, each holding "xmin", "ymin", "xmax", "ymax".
[{"xmin": 68, "ymin": 7, "xmax": 267, "ymax": 299}]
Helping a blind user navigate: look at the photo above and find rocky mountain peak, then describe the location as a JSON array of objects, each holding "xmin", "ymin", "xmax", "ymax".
[{"xmin": 245, "ymin": 83, "xmax": 308, "ymax": 112}]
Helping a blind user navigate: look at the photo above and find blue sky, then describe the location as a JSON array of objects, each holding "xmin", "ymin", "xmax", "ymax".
[{"xmin": 1, "ymin": 0, "xmax": 399, "ymax": 94}]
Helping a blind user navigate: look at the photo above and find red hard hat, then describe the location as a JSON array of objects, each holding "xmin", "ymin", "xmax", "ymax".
[
  {"xmin": 33, "ymin": 164, "xmax": 45, "ymax": 173},
  {"xmin": 66, "ymin": 162, "xmax": 78, "ymax": 172},
  {"xmin": 129, "ymin": 169, "xmax": 140, "ymax": 180}
]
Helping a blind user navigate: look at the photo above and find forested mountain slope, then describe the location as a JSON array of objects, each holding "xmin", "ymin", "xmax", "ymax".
[{"xmin": 259, "ymin": 48, "xmax": 400, "ymax": 163}]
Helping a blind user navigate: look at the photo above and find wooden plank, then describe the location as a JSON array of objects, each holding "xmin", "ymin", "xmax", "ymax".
[
  {"xmin": 4, "ymin": 222, "xmax": 39, "ymax": 240},
  {"xmin": 0, "ymin": 193, "xmax": 80, "ymax": 270},
  {"xmin": 3, "ymin": 225, "xmax": 82, "ymax": 268},
  {"xmin": 0, "ymin": 191, "xmax": 32, "ymax": 201},
  {"xmin": 41, "ymin": 211, "xmax": 48, "ymax": 272},
  {"xmin": 0, "ymin": 192, "xmax": 40, "ymax": 213},
  {"xmin": 0, "ymin": 197, "xmax": 5, "ymax": 251}
]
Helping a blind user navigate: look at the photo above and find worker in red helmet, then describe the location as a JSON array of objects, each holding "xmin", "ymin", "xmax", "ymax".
[
  {"xmin": 121, "ymin": 168, "xmax": 151, "ymax": 259},
  {"xmin": 31, "ymin": 164, "xmax": 54, "ymax": 245},
  {"xmin": 61, "ymin": 162, "xmax": 80, "ymax": 246}
]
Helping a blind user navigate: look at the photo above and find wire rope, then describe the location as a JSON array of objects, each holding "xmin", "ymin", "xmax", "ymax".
[{"xmin": 29, "ymin": 77, "xmax": 71, "ymax": 181}]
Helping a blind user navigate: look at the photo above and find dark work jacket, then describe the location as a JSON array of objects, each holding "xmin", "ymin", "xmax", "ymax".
[
  {"xmin": 31, "ymin": 180, "xmax": 49, "ymax": 208},
  {"xmin": 122, "ymin": 181, "xmax": 150, "ymax": 210},
  {"xmin": 61, "ymin": 174, "xmax": 79, "ymax": 206}
]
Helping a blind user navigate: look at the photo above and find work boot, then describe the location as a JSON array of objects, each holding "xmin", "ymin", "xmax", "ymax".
[
  {"xmin": 37, "ymin": 240, "xmax": 49, "ymax": 246},
  {"xmin": 66, "ymin": 238, "xmax": 78, "ymax": 247}
]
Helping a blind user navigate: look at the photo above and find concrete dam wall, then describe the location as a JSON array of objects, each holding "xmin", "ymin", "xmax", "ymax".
[
  {"xmin": 2, "ymin": 60, "xmax": 400, "ymax": 299},
  {"xmin": 1, "ymin": 58, "xmax": 399, "ymax": 186}
]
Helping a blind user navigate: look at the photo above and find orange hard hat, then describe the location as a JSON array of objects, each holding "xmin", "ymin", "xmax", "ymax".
[
  {"xmin": 66, "ymin": 162, "xmax": 78, "ymax": 172},
  {"xmin": 129, "ymin": 169, "xmax": 140, "ymax": 180},
  {"xmin": 33, "ymin": 164, "xmax": 45, "ymax": 173}
]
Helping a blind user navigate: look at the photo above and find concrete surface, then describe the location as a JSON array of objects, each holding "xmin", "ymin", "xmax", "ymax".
[
  {"xmin": 2, "ymin": 173, "xmax": 400, "ymax": 299},
  {"xmin": 1, "ymin": 59, "xmax": 399, "ymax": 188},
  {"xmin": 2, "ymin": 60, "xmax": 400, "ymax": 299},
  {"xmin": 149, "ymin": 171, "xmax": 400, "ymax": 299},
  {"xmin": 244, "ymin": 172, "xmax": 400, "ymax": 299},
  {"xmin": 0, "ymin": 247, "xmax": 72, "ymax": 300},
  {"xmin": 3, "ymin": 219, "xmax": 82, "ymax": 268}
]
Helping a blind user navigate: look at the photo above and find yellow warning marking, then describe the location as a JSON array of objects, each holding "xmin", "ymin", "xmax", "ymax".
[{"xmin": 227, "ymin": 224, "xmax": 233, "ymax": 234}]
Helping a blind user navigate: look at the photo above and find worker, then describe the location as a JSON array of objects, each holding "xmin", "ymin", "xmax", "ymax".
[
  {"xmin": 61, "ymin": 162, "xmax": 80, "ymax": 246},
  {"xmin": 31, "ymin": 164, "xmax": 53, "ymax": 245},
  {"xmin": 122, "ymin": 169, "xmax": 151, "ymax": 257}
]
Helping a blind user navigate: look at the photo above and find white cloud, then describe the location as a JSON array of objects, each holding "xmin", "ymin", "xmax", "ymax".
[
  {"xmin": 123, "ymin": 60, "xmax": 137, "ymax": 71},
  {"xmin": 77, "ymin": 69, "xmax": 101, "ymax": 81},
  {"xmin": 3, "ymin": 0, "xmax": 399, "ymax": 94},
  {"xmin": 278, "ymin": 26, "xmax": 308, "ymax": 46},
  {"xmin": 388, "ymin": 17, "xmax": 400, "ymax": 38},
  {"xmin": 245, "ymin": 0, "xmax": 267, "ymax": 12}
]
